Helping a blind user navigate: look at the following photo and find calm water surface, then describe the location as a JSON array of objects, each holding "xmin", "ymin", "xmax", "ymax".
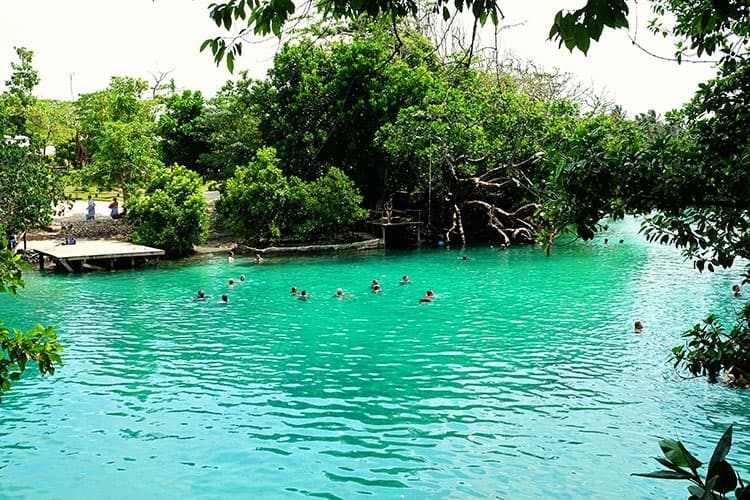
[{"xmin": 2, "ymin": 219, "xmax": 749, "ymax": 499}]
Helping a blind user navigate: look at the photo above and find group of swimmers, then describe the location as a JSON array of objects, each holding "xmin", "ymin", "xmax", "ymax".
[{"xmin": 289, "ymin": 276, "xmax": 436, "ymax": 303}]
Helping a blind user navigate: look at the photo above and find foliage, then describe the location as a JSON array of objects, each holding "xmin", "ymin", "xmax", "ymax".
[
  {"xmin": 217, "ymin": 147, "xmax": 366, "ymax": 242},
  {"xmin": 128, "ymin": 164, "xmax": 209, "ymax": 257},
  {"xmin": 2, "ymin": 46, "xmax": 39, "ymax": 136},
  {"xmin": 0, "ymin": 116, "xmax": 66, "ymax": 233},
  {"xmin": 158, "ymin": 90, "xmax": 212, "ymax": 174},
  {"xmin": 0, "ymin": 247, "xmax": 62, "ymax": 403},
  {"xmin": 201, "ymin": 0, "xmax": 631, "ymax": 69},
  {"xmin": 253, "ymin": 26, "xmax": 436, "ymax": 203},
  {"xmin": 195, "ymin": 74, "xmax": 264, "ymax": 180},
  {"xmin": 633, "ymin": 426, "xmax": 750, "ymax": 500},
  {"xmin": 75, "ymin": 77, "xmax": 161, "ymax": 198},
  {"xmin": 300, "ymin": 167, "xmax": 368, "ymax": 238},
  {"xmin": 216, "ymin": 146, "xmax": 295, "ymax": 241},
  {"xmin": 670, "ymin": 304, "xmax": 750, "ymax": 383},
  {"xmin": 25, "ymin": 99, "xmax": 76, "ymax": 159},
  {"xmin": 90, "ymin": 119, "xmax": 162, "ymax": 200}
]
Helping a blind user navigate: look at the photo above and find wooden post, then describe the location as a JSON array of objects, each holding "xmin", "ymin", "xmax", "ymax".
[{"xmin": 39, "ymin": 254, "xmax": 44, "ymax": 271}]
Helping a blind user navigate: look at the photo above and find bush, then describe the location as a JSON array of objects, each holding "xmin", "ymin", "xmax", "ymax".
[
  {"xmin": 216, "ymin": 147, "xmax": 291, "ymax": 241},
  {"xmin": 670, "ymin": 303, "xmax": 750, "ymax": 383},
  {"xmin": 128, "ymin": 164, "xmax": 209, "ymax": 256},
  {"xmin": 217, "ymin": 148, "xmax": 367, "ymax": 243}
]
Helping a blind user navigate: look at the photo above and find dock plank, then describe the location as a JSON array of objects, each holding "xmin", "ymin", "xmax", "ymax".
[{"xmin": 31, "ymin": 240, "xmax": 164, "ymax": 262}]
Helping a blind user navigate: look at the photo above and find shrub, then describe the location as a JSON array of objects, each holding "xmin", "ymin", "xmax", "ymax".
[{"xmin": 128, "ymin": 164, "xmax": 209, "ymax": 256}]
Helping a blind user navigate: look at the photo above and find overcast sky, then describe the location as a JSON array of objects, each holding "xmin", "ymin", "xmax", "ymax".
[{"xmin": 0, "ymin": 0, "xmax": 718, "ymax": 116}]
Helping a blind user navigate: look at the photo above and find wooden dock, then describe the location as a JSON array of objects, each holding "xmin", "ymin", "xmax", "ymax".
[{"xmin": 32, "ymin": 240, "xmax": 165, "ymax": 272}]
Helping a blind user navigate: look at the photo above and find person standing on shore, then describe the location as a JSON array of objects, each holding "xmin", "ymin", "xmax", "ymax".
[
  {"xmin": 85, "ymin": 195, "xmax": 96, "ymax": 221},
  {"xmin": 109, "ymin": 197, "xmax": 119, "ymax": 219}
]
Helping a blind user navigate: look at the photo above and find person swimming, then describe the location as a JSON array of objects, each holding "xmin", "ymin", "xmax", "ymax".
[
  {"xmin": 400, "ymin": 275, "xmax": 410, "ymax": 285},
  {"xmin": 299, "ymin": 290, "xmax": 309, "ymax": 301},
  {"xmin": 195, "ymin": 290, "xmax": 206, "ymax": 301},
  {"xmin": 291, "ymin": 286, "xmax": 299, "ymax": 295},
  {"xmin": 228, "ymin": 278, "xmax": 235, "ymax": 287},
  {"xmin": 254, "ymin": 253, "xmax": 264, "ymax": 264},
  {"xmin": 228, "ymin": 250, "xmax": 235, "ymax": 263},
  {"xmin": 634, "ymin": 321, "xmax": 644, "ymax": 333},
  {"xmin": 420, "ymin": 290, "xmax": 435, "ymax": 303},
  {"xmin": 373, "ymin": 283, "xmax": 382, "ymax": 294},
  {"xmin": 335, "ymin": 288, "xmax": 344, "ymax": 298},
  {"xmin": 239, "ymin": 274, "xmax": 246, "ymax": 282},
  {"xmin": 220, "ymin": 294, "xmax": 229, "ymax": 303},
  {"xmin": 733, "ymin": 284, "xmax": 742, "ymax": 297},
  {"xmin": 371, "ymin": 279, "xmax": 380, "ymax": 290}
]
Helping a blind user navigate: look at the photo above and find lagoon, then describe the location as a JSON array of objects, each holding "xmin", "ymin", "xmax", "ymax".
[{"xmin": 2, "ymin": 219, "xmax": 749, "ymax": 499}]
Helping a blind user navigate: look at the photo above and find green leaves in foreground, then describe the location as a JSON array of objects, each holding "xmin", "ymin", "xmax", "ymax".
[
  {"xmin": 633, "ymin": 426, "xmax": 750, "ymax": 499},
  {"xmin": 0, "ymin": 321, "xmax": 63, "ymax": 403}
]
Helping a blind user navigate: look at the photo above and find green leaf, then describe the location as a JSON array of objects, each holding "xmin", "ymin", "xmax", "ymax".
[
  {"xmin": 708, "ymin": 426, "xmax": 732, "ymax": 473},
  {"xmin": 575, "ymin": 27, "xmax": 591, "ymax": 54},
  {"xmin": 709, "ymin": 460, "xmax": 737, "ymax": 494},
  {"xmin": 659, "ymin": 438, "xmax": 702, "ymax": 470},
  {"xmin": 633, "ymin": 470, "xmax": 697, "ymax": 480}
]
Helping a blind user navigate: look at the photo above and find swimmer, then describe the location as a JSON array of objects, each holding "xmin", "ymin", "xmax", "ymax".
[
  {"xmin": 291, "ymin": 286, "xmax": 299, "ymax": 295},
  {"xmin": 725, "ymin": 366, "xmax": 749, "ymax": 387},
  {"xmin": 299, "ymin": 290, "xmax": 309, "ymax": 301},
  {"xmin": 254, "ymin": 253, "xmax": 264, "ymax": 264},
  {"xmin": 228, "ymin": 250, "xmax": 235, "ymax": 263},
  {"xmin": 634, "ymin": 321, "xmax": 644, "ymax": 334},
  {"xmin": 373, "ymin": 283, "xmax": 382, "ymax": 294},
  {"xmin": 460, "ymin": 255, "xmax": 468, "ymax": 261},
  {"xmin": 371, "ymin": 279, "xmax": 380, "ymax": 290},
  {"xmin": 733, "ymin": 284, "xmax": 742, "ymax": 297},
  {"xmin": 420, "ymin": 290, "xmax": 435, "ymax": 303},
  {"xmin": 239, "ymin": 274, "xmax": 246, "ymax": 282},
  {"xmin": 194, "ymin": 289, "xmax": 206, "ymax": 301},
  {"xmin": 220, "ymin": 294, "xmax": 229, "ymax": 303},
  {"xmin": 228, "ymin": 278, "xmax": 235, "ymax": 287},
  {"xmin": 335, "ymin": 288, "xmax": 344, "ymax": 298},
  {"xmin": 400, "ymin": 275, "xmax": 411, "ymax": 285}
]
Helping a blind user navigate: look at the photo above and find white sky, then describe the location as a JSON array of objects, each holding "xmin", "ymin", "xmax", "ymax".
[{"xmin": 0, "ymin": 0, "xmax": 718, "ymax": 116}]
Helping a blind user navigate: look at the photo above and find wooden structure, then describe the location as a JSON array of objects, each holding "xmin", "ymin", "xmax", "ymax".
[
  {"xmin": 370, "ymin": 210, "xmax": 423, "ymax": 249},
  {"xmin": 34, "ymin": 240, "xmax": 164, "ymax": 272}
]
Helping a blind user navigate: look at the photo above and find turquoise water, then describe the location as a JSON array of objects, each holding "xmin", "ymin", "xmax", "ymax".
[{"xmin": 2, "ymin": 219, "xmax": 749, "ymax": 499}]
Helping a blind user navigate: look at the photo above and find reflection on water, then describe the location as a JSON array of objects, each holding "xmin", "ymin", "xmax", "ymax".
[{"xmin": 1, "ymin": 219, "xmax": 749, "ymax": 499}]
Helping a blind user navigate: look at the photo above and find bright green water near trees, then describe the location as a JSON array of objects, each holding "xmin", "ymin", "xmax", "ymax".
[{"xmin": 2, "ymin": 219, "xmax": 749, "ymax": 499}]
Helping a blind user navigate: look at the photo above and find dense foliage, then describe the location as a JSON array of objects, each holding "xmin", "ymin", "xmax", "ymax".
[
  {"xmin": 670, "ymin": 304, "xmax": 750, "ymax": 383},
  {"xmin": 217, "ymin": 147, "xmax": 366, "ymax": 242},
  {"xmin": 128, "ymin": 164, "xmax": 210, "ymax": 257}
]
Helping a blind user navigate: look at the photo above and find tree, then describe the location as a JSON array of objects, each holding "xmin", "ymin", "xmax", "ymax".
[
  {"xmin": 201, "ymin": 0, "xmax": 631, "ymax": 70},
  {"xmin": 2, "ymin": 46, "xmax": 40, "ymax": 136},
  {"xmin": 251, "ymin": 24, "xmax": 437, "ymax": 204},
  {"xmin": 0, "ymin": 116, "xmax": 66, "ymax": 233},
  {"xmin": 195, "ymin": 74, "xmax": 264, "ymax": 180},
  {"xmin": 128, "ymin": 164, "xmax": 210, "ymax": 257},
  {"xmin": 158, "ymin": 90, "xmax": 212, "ymax": 174},
  {"xmin": 74, "ymin": 77, "xmax": 162, "ymax": 199}
]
